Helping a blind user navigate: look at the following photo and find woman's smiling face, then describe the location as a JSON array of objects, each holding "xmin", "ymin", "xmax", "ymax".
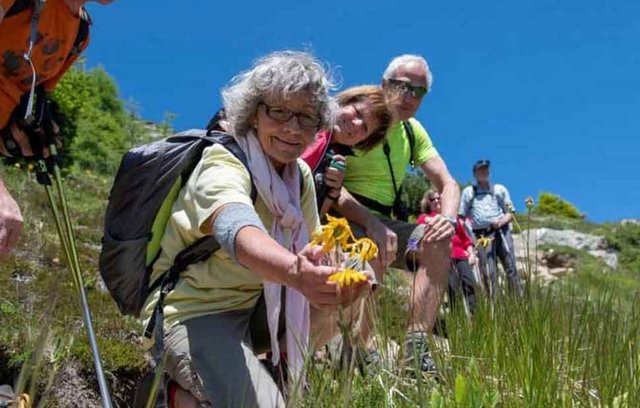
[
  {"xmin": 254, "ymin": 93, "xmax": 320, "ymax": 170},
  {"xmin": 332, "ymin": 100, "xmax": 380, "ymax": 147}
]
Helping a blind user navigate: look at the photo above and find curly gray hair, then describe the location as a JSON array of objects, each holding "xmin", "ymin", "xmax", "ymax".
[
  {"xmin": 382, "ymin": 54, "xmax": 433, "ymax": 92},
  {"xmin": 222, "ymin": 51, "xmax": 337, "ymax": 137}
]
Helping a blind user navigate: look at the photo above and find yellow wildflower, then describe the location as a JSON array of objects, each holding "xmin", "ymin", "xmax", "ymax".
[
  {"xmin": 346, "ymin": 238, "xmax": 378, "ymax": 262},
  {"xmin": 311, "ymin": 215, "xmax": 353, "ymax": 252},
  {"xmin": 328, "ymin": 268, "xmax": 367, "ymax": 288},
  {"xmin": 476, "ymin": 235, "xmax": 493, "ymax": 249}
]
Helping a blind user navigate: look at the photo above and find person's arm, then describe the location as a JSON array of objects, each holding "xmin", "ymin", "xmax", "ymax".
[
  {"xmin": 0, "ymin": 176, "xmax": 23, "ymax": 257},
  {"xmin": 420, "ymin": 155, "xmax": 460, "ymax": 242},
  {"xmin": 492, "ymin": 185, "xmax": 513, "ymax": 228}
]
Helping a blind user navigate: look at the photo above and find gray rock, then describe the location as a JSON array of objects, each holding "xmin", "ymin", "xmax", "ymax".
[
  {"xmin": 533, "ymin": 228, "xmax": 617, "ymax": 269},
  {"xmin": 512, "ymin": 228, "xmax": 619, "ymax": 279}
]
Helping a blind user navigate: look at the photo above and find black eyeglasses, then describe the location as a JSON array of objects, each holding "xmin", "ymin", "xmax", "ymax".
[
  {"xmin": 387, "ymin": 78, "xmax": 428, "ymax": 98},
  {"xmin": 429, "ymin": 196, "xmax": 441, "ymax": 202},
  {"xmin": 258, "ymin": 102, "xmax": 321, "ymax": 130}
]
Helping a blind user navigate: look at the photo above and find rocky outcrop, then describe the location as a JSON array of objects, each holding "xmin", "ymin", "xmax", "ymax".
[{"xmin": 512, "ymin": 228, "xmax": 618, "ymax": 281}]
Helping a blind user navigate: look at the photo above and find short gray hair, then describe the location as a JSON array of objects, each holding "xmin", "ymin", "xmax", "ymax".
[
  {"xmin": 222, "ymin": 51, "xmax": 337, "ymax": 137},
  {"xmin": 382, "ymin": 54, "xmax": 433, "ymax": 91}
]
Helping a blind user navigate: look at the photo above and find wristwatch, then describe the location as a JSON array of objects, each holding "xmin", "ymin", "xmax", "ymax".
[{"xmin": 443, "ymin": 215, "xmax": 457, "ymax": 228}]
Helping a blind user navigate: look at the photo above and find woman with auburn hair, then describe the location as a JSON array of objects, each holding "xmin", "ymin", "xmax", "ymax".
[{"xmin": 301, "ymin": 85, "xmax": 392, "ymax": 217}]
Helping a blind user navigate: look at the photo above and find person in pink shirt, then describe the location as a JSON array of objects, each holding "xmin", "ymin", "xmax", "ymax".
[{"xmin": 419, "ymin": 190, "xmax": 478, "ymax": 314}]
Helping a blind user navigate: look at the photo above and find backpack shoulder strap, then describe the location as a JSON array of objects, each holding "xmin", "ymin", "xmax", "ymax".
[
  {"xmin": 67, "ymin": 8, "xmax": 91, "ymax": 60},
  {"xmin": 402, "ymin": 120, "xmax": 416, "ymax": 168},
  {"xmin": 206, "ymin": 131, "xmax": 257, "ymax": 202},
  {"xmin": 491, "ymin": 184, "xmax": 507, "ymax": 212}
]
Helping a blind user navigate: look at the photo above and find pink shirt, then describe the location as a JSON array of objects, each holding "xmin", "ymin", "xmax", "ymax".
[
  {"xmin": 300, "ymin": 130, "xmax": 332, "ymax": 171},
  {"xmin": 417, "ymin": 212, "xmax": 472, "ymax": 260}
]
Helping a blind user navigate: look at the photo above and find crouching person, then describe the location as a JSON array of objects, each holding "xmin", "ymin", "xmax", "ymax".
[{"xmin": 139, "ymin": 51, "xmax": 372, "ymax": 407}]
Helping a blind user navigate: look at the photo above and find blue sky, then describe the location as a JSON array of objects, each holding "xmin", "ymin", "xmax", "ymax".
[{"xmin": 84, "ymin": 0, "xmax": 640, "ymax": 222}]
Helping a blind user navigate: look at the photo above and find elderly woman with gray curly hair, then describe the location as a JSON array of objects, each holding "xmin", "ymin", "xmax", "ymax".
[{"xmin": 139, "ymin": 51, "xmax": 374, "ymax": 407}]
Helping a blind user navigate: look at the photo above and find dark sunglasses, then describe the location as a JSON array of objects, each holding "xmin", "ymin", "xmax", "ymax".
[
  {"xmin": 429, "ymin": 196, "xmax": 441, "ymax": 202},
  {"xmin": 258, "ymin": 102, "xmax": 321, "ymax": 130},
  {"xmin": 387, "ymin": 78, "xmax": 428, "ymax": 98}
]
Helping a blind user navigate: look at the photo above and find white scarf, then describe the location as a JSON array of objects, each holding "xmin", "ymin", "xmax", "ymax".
[{"xmin": 233, "ymin": 130, "xmax": 310, "ymax": 389}]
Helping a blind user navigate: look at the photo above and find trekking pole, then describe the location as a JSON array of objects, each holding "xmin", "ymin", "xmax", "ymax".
[
  {"xmin": 29, "ymin": 92, "xmax": 113, "ymax": 406},
  {"xmin": 36, "ymin": 146, "xmax": 113, "ymax": 407}
]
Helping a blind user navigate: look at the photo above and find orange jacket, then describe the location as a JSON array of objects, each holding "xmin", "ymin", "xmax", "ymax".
[{"xmin": 0, "ymin": 0, "xmax": 90, "ymax": 128}]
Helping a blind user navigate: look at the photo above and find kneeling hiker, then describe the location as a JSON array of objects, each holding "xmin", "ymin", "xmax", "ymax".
[
  {"xmin": 333, "ymin": 55, "xmax": 460, "ymax": 375},
  {"xmin": 102, "ymin": 52, "xmax": 372, "ymax": 407}
]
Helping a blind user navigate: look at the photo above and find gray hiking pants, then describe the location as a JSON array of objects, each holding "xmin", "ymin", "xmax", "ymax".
[{"xmin": 163, "ymin": 293, "xmax": 286, "ymax": 408}]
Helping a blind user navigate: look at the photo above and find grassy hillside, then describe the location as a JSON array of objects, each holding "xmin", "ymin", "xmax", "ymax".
[
  {"xmin": 1, "ymin": 66, "xmax": 638, "ymax": 406},
  {"xmin": 1, "ymin": 163, "xmax": 639, "ymax": 406}
]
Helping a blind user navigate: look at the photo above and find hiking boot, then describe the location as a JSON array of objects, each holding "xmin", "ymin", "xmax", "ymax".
[{"xmin": 403, "ymin": 331, "xmax": 438, "ymax": 377}]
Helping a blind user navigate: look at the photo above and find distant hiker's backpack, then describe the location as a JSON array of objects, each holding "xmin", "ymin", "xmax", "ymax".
[
  {"xmin": 98, "ymin": 130, "xmax": 256, "ymax": 318},
  {"xmin": 465, "ymin": 184, "xmax": 506, "ymax": 215}
]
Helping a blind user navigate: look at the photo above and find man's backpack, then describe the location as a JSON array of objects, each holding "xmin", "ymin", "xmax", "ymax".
[
  {"xmin": 98, "ymin": 130, "xmax": 256, "ymax": 319},
  {"xmin": 465, "ymin": 184, "xmax": 506, "ymax": 216}
]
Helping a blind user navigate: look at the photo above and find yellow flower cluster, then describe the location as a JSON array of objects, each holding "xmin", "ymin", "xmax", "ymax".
[
  {"xmin": 327, "ymin": 268, "xmax": 368, "ymax": 287},
  {"xmin": 310, "ymin": 215, "xmax": 378, "ymax": 262},
  {"xmin": 310, "ymin": 215, "xmax": 378, "ymax": 287},
  {"xmin": 476, "ymin": 235, "xmax": 494, "ymax": 249}
]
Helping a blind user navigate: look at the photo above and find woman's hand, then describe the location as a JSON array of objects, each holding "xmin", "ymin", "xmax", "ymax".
[
  {"xmin": 292, "ymin": 244, "xmax": 342, "ymax": 311},
  {"xmin": 294, "ymin": 244, "xmax": 372, "ymax": 310}
]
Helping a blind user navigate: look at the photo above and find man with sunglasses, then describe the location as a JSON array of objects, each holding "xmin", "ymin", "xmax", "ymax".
[
  {"xmin": 332, "ymin": 54, "xmax": 460, "ymax": 376},
  {"xmin": 459, "ymin": 160, "xmax": 522, "ymax": 298}
]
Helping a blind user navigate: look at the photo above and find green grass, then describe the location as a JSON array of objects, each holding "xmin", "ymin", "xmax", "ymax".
[
  {"xmin": 303, "ymin": 280, "xmax": 640, "ymax": 407},
  {"xmin": 1, "ymin": 165, "xmax": 639, "ymax": 406}
]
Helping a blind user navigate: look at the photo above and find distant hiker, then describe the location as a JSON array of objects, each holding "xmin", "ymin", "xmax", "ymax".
[
  {"xmin": 419, "ymin": 190, "xmax": 478, "ymax": 314},
  {"xmin": 301, "ymin": 85, "xmax": 392, "ymax": 218},
  {"xmin": 0, "ymin": 0, "xmax": 114, "ymax": 257},
  {"xmin": 138, "ymin": 51, "xmax": 373, "ymax": 407},
  {"xmin": 459, "ymin": 160, "xmax": 523, "ymax": 297},
  {"xmin": 332, "ymin": 54, "xmax": 460, "ymax": 376}
]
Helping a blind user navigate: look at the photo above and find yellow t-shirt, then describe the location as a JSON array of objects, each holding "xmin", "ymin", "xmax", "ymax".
[{"xmin": 141, "ymin": 144, "xmax": 320, "ymax": 332}]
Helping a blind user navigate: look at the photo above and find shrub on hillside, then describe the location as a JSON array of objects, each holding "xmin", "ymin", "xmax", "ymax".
[
  {"xmin": 51, "ymin": 66, "xmax": 149, "ymax": 173},
  {"xmin": 400, "ymin": 169, "xmax": 431, "ymax": 215},
  {"xmin": 534, "ymin": 192, "xmax": 584, "ymax": 219},
  {"xmin": 606, "ymin": 223, "xmax": 640, "ymax": 275}
]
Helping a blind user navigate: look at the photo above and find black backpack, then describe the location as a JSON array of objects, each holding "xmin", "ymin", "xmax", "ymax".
[{"xmin": 98, "ymin": 130, "xmax": 256, "ymax": 319}]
